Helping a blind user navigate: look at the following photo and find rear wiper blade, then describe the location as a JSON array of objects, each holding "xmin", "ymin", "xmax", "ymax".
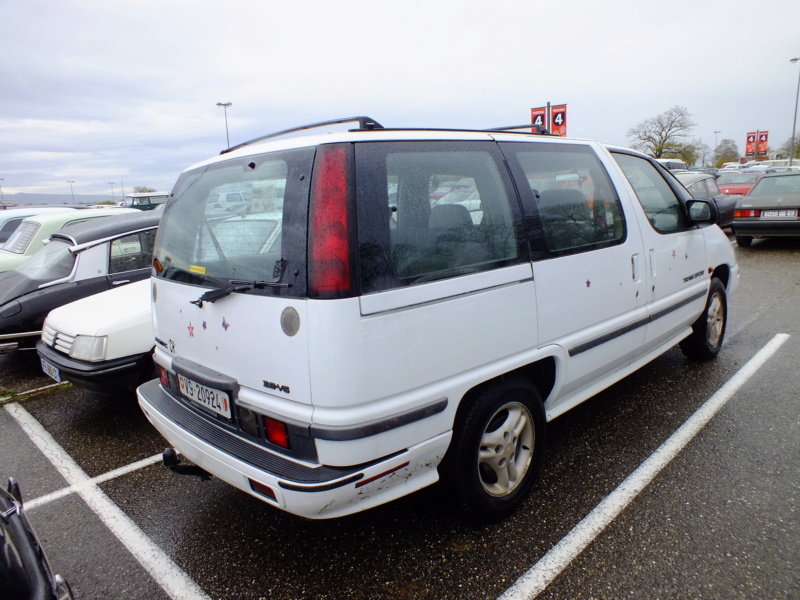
[{"xmin": 190, "ymin": 279, "xmax": 289, "ymax": 308}]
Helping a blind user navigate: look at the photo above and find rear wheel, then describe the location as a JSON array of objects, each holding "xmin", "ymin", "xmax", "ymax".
[
  {"xmin": 679, "ymin": 278, "xmax": 727, "ymax": 361},
  {"xmin": 735, "ymin": 235, "xmax": 753, "ymax": 247},
  {"xmin": 442, "ymin": 377, "xmax": 545, "ymax": 521}
]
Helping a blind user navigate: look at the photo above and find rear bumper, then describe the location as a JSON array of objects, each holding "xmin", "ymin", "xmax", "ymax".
[
  {"xmin": 37, "ymin": 341, "xmax": 151, "ymax": 395},
  {"xmin": 137, "ymin": 379, "xmax": 450, "ymax": 519},
  {"xmin": 732, "ymin": 219, "xmax": 800, "ymax": 237}
]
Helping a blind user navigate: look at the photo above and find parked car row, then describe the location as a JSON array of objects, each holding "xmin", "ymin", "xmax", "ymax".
[
  {"xmin": 0, "ymin": 211, "xmax": 159, "ymax": 355},
  {"xmin": 0, "ymin": 207, "xmax": 139, "ymax": 273}
]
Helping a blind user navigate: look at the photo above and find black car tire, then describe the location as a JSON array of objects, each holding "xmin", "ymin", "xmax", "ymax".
[
  {"xmin": 735, "ymin": 235, "xmax": 753, "ymax": 247},
  {"xmin": 441, "ymin": 376, "xmax": 545, "ymax": 521},
  {"xmin": 680, "ymin": 278, "xmax": 728, "ymax": 361}
]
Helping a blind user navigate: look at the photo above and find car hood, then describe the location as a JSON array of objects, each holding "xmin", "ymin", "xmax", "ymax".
[
  {"xmin": 0, "ymin": 270, "xmax": 43, "ymax": 306},
  {"xmin": 44, "ymin": 278, "xmax": 152, "ymax": 338}
]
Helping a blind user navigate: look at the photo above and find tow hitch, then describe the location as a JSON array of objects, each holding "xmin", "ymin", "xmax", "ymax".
[{"xmin": 162, "ymin": 448, "xmax": 211, "ymax": 481}]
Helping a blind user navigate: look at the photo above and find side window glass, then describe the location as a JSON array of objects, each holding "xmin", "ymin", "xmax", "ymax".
[
  {"xmin": 612, "ymin": 153, "xmax": 689, "ymax": 232},
  {"xmin": 686, "ymin": 180, "xmax": 707, "ymax": 198},
  {"xmin": 706, "ymin": 179, "xmax": 721, "ymax": 196},
  {"xmin": 357, "ymin": 144, "xmax": 521, "ymax": 293},
  {"xmin": 501, "ymin": 142, "xmax": 626, "ymax": 255},
  {"xmin": 109, "ymin": 230, "xmax": 157, "ymax": 273},
  {"xmin": 0, "ymin": 218, "xmax": 23, "ymax": 244}
]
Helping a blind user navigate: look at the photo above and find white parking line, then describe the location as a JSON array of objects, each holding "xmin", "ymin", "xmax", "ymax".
[
  {"xmin": 498, "ymin": 333, "xmax": 790, "ymax": 600},
  {"xmin": 24, "ymin": 453, "xmax": 164, "ymax": 511},
  {"xmin": 0, "ymin": 382, "xmax": 67, "ymax": 405},
  {"xmin": 5, "ymin": 402, "xmax": 210, "ymax": 600}
]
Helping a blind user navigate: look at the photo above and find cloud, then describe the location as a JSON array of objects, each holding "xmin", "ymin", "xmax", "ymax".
[{"xmin": 2, "ymin": 0, "xmax": 800, "ymax": 195}]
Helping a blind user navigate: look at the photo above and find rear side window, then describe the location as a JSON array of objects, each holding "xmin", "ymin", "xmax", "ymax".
[
  {"xmin": 0, "ymin": 218, "xmax": 23, "ymax": 244},
  {"xmin": 2, "ymin": 221, "xmax": 40, "ymax": 254},
  {"xmin": 500, "ymin": 142, "xmax": 626, "ymax": 256},
  {"xmin": 355, "ymin": 142, "xmax": 524, "ymax": 293},
  {"xmin": 109, "ymin": 229, "xmax": 157, "ymax": 273},
  {"xmin": 685, "ymin": 179, "xmax": 709, "ymax": 199}
]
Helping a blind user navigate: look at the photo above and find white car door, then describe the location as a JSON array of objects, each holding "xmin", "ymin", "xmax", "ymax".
[
  {"xmin": 610, "ymin": 151, "xmax": 709, "ymax": 354},
  {"xmin": 500, "ymin": 141, "xmax": 648, "ymax": 406}
]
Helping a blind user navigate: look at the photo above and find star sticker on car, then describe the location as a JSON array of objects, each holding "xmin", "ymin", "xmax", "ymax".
[{"xmin": 188, "ymin": 322, "xmax": 195, "ymax": 337}]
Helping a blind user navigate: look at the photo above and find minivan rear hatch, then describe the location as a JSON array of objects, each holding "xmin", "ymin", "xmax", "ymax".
[{"xmin": 152, "ymin": 147, "xmax": 315, "ymax": 403}]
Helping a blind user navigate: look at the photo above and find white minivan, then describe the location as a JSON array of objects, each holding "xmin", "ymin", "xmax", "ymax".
[{"xmin": 137, "ymin": 117, "xmax": 738, "ymax": 520}]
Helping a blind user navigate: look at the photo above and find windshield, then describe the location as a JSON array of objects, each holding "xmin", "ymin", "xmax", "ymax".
[
  {"xmin": 16, "ymin": 239, "xmax": 76, "ymax": 281},
  {"xmin": 749, "ymin": 175, "xmax": 800, "ymax": 197},
  {"xmin": 153, "ymin": 147, "xmax": 313, "ymax": 297}
]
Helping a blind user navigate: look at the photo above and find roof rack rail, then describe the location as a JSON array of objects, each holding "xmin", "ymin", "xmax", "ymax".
[
  {"xmin": 489, "ymin": 123, "xmax": 553, "ymax": 135},
  {"xmin": 221, "ymin": 116, "xmax": 384, "ymax": 154}
]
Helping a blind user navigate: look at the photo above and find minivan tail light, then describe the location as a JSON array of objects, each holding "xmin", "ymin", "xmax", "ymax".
[
  {"xmin": 158, "ymin": 365, "xmax": 169, "ymax": 388},
  {"xmin": 310, "ymin": 145, "xmax": 351, "ymax": 295}
]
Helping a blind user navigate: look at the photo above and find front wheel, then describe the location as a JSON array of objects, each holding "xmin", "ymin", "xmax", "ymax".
[
  {"xmin": 679, "ymin": 278, "xmax": 727, "ymax": 361},
  {"xmin": 441, "ymin": 377, "xmax": 545, "ymax": 521}
]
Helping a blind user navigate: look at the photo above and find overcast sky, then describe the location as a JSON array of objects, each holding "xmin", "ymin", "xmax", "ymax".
[{"xmin": 2, "ymin": 0, "xmax": 800, "ymax": 199}]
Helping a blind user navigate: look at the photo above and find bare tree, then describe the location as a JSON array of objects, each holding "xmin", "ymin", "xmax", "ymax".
[
  {"xmin": 778, "ymin": 136, "xmax": 800, "ymax": 161},
  {"xmin": 133, "ymin": 186, "xmax": 157, "ymax": 193},
  {"xmin": 713, "ymin": 139, "xmax": 740, "ymax": 167},
  {"xmin": 627, "ymin": 106, "xmax": 697, "ymax": 158}
]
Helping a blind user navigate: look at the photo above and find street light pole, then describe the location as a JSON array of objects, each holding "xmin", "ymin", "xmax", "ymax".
[
  {"xmin": 713, "ymin": 130, "xmax": 721, "ymax": 167},
  {"xmin": 0, "ymin": 178, "xmax": 5, "ymax": 208},
  {"xmin": 216, "ymin": 102, "xmax": 232, "ymax": 147},
  {"xmin": 108, "ymin": 182, "xmax": 115, "ymax": 203},
  {"xmin": 789, "ymin": 57, "xmax": 800, "ymax": 167},
  {"xmin": 67, "ymin": 181, "xmax": 75, "ymax": 205}
]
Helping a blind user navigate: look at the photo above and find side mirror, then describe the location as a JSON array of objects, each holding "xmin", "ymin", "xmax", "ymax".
[{"xmin": 686, "ymin": 199, "xmax": 717, "ymax": 225}]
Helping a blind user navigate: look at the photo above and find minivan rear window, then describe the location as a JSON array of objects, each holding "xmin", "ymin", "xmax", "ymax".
[
  {"xmin": 355, "ymin": 141, "xmax": 524, "ymax": 294},
  {"xmin": 153, "ymin": 148, "xmax": 313, "ymax": 298}
]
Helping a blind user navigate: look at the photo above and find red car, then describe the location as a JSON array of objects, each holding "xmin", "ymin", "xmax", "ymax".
[{"xmin": 716, "ymin": 172, "xmax": 764, "ymax": 196}]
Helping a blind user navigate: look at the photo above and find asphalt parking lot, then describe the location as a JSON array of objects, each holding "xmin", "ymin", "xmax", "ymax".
[{"xmin": 1, "ymin": 236, "xmax": 798, "ymax": 600}]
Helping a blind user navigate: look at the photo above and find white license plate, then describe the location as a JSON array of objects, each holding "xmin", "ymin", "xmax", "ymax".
[
  {"xmin": 178, "ymin": 374, "xmax": 231, "ymax": 419},
  {"xmin": 40, "ymin": 359, "xmax": 61, "ymax": 383},
  {"xmin": 762, "ymin": 209, "xmax": 798, "ymax": 218}
]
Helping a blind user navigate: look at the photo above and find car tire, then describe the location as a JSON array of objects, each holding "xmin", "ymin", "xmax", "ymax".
[
  {"xmin": 441, "ymin": 376, "xmax": 545, "ymax": 521},
  {"xmin": 735, "ymin": 235, "xmax": 753, "ymax": 247},
  {"xmin": 680, "ymin": 278, "xmax": 727, "ymax": 361}
]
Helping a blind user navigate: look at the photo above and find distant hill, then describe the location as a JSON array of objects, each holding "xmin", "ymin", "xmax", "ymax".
[{"xmin": 1, "ymin": 192, "xmax": 116, "ymax": 207}]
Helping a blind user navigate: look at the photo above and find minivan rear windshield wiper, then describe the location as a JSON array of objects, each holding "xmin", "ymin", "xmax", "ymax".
[{"xmin": 190, "ymin": 279, "xmax": 289, "ymax": 308}]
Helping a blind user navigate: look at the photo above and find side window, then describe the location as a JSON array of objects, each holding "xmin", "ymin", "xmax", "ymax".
[
  {"xmin": 0, "ymin": 218, "xmax": 23, "ymax": 244},
  {"xmin": 612, "ymin": 152, "xmax": 689, "ymax": 232},
  {"xmin": 686, "ymin": 179, "xmax": 708, "ymax": 198},
  {"xmin": 356, "ymin": 142, "xmax": 522, "ymax": 293},
  {"xmin": 500, "ymin": 142, "xmax": 626, "ymax": 255},
  {"xmin": 109, "ymin": 229, "xmax": 157, "ymax": 273},
  {"xmin": 706, "ymin": 178, "xmax": 721, "ymax": 196}
]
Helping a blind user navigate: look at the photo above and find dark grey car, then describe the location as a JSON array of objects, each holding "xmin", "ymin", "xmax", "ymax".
[{"xmin": 675, "ymin": 171, "xmax": 739, "ymax": 229}]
